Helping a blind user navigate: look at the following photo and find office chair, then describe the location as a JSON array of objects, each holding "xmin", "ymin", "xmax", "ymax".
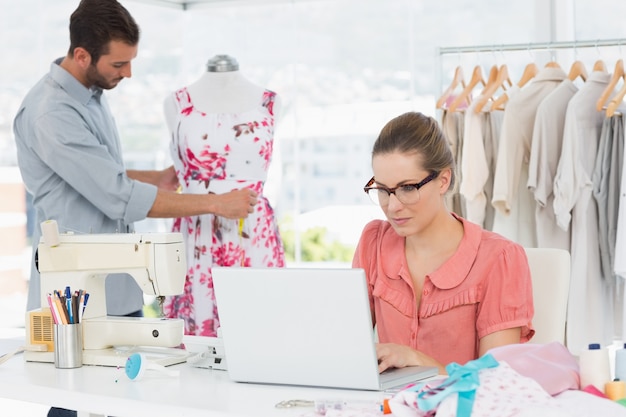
[{"xmin": 524, "ymin": 247, "xmax": 571, "ymax": 346}]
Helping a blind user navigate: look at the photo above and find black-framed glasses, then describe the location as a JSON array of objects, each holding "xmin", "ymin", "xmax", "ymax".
[{"xmin": 363, "ymin": 172, "xmax": 439, "ymax": 206}]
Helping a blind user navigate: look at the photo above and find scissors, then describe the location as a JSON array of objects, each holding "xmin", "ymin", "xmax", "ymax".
[{"xmin": 275, "ymin": 399, "xmax": 314, "ymax": 408}]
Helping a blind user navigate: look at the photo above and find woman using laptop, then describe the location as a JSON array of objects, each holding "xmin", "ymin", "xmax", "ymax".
[{"xmin": 354, "ymin": 111, "xmax": 534, "ymax": 375}]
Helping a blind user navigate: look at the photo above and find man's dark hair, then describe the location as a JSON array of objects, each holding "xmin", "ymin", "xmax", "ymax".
[{"xmin": 68, "ymin": 0, "xmax": 140, "ymax": 63}]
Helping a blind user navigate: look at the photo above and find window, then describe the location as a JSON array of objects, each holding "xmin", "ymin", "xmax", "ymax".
[{"xmin": 2, "ymin": 0, "xmax": 614, "ymax": 328}]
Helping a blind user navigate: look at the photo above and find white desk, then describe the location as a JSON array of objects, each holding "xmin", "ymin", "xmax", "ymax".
[{"xmin": 0, "ymin": 336, "xmax": 387, "ymax": 417}]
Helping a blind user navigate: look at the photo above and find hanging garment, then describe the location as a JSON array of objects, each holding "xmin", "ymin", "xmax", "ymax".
[
  {"xmin": 614, "ymin": 112, "xmax": 626, "ymax": 341},
  {"xmin": 614, "ymin": 112, "xmax": 626, "ymax": 280},
  {"xmin": 594, "ymin": 112, "xmax": 625, "ymax": 341},
  {"xmin": 482, "ymin": 110, "xmax": 504, "ymax": 231},
  {"xmin": 460, "ymin": 100, "xmax": 488, "ymax": 226},
  {"xmin": 164, "ymin": 87, "xmax": 286, "ymax": 336},
  {"xmin": 483, "ymin": 85, "xmax": 522, "ymax": 232},
  {"xmin": 440, "ymin": 109, "xmax": 466, "ymax": 217},
  {"xmin": 492, "ymin": 67, "xmax": 567, "ymax": 247},
  {"xmin": 593, "ymin": 114, "xmax": 624, "ymax": 282},
  {"xmin": 457, "ymin": 85, "xmax": 521, "ymax": 229},
  {"xmin": 553, "ymin": 71, "xmax": 612, "ymax": 355},
  {"xmin": 527, "ymin": 79, "xmax": 578, "ymax": 250}
]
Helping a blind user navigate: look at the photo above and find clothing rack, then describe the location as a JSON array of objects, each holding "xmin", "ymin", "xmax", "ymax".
[
  {"xmin": 438, "ymin": 38, "xmax": 626, "ymax": 55},
  {"xmin": 435, "ymin": 38, "xmax": 626, "ymax": 106}
]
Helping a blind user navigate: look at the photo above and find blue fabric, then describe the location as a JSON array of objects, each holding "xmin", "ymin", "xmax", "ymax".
[
  {"xmin": 14, "ymin": 58, "xmax": 157, "ymax": 315},
  {"xmin": 408, "ymin": 353, "xmax": 500, "ymax": 417}
]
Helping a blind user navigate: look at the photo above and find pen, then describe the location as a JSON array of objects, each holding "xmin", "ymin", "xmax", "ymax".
[
  {"xmin": 81, "ymin": 293, "xmax": 90, "ymax": 321},
  {"xmin": 77, "ymin": 290, "xmax": 84, "ymax": 323},
  {"xmin": 72, "ymin": 292, "xmax": 80, "ymax": 324},
  {"xmin": 65, "ymin": 286, "xmax": 74, "ymax": 324}
]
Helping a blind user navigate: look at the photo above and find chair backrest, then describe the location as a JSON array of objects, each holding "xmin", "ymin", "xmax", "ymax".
[{"xmin": 524, "ymin": 248, "xmax": 571, "ymax": 345}]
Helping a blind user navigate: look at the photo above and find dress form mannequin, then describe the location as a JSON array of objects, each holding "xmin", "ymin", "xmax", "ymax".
[
  {"xmin": 163, "ymin": 54, "xmax": 281, "ymax": 131},
  {"xmin": 162, "ymin": 54, "xmax": 286, "ymax": 336}
]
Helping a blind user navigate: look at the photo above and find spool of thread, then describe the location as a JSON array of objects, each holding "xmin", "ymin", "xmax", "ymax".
[
  {"xmin": 40, "ymin": 220, "xmax": 60, "ymax": 247},
  {"xmin": 615, "ymin": 343, "xmax": 626, "ymax": 381},
  {"xmin": 125, "ymin": 352, "xmax": 180, "ymax": 381},
  {"xmin": 605, "ymin": 380, "xmax": 626, "ymax": 401},
  {"xmin": 579, "ymin": 343, "xmax": 611, "ymax": 393}
]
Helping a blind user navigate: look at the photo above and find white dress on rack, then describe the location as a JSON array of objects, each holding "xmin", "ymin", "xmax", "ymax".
[{"xmin": 553, "ymin": 70, "xmax": 612, "ymax": 355}]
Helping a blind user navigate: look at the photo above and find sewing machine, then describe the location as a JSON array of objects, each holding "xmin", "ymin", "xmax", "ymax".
[{"xmin": 24, "ymin": 232, "xmax": 189, "ymax": 367}]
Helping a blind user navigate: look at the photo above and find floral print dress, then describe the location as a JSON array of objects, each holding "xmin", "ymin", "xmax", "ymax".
[{"xmin": 163, "ymin": 87, "xmax": 285, "ymax": 336}]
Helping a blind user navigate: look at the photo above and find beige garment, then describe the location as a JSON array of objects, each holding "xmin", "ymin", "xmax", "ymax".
[
  {"xmin": 440, "ymin": 109, "xmax": 466, "ymax": 217},
  {"xmin": 460, "ymin": 100, "xmax": 487, "ymax": 226},
  {"xmin": 527, "ymin": 79, "xmax": 577, "ymax": 250},
  {"xmin": 492, "ymin": 67, "xmax": 566, "ymax": 247},
  {"xmin": 482, "ymin": 110, "xmax": 504, "ymax": 231}
]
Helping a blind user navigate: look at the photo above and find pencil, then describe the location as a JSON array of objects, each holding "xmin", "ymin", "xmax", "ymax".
[
  {"xmin": 53, "ymin": 294, "xmax": 68, "ymax": 325},
  {"xmin": 46, "ymin": 293, "xmax": 60, "ymax": 325}
]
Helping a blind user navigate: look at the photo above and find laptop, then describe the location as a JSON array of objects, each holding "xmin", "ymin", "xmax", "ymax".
[{"xmin": 212, "ymin": 267, "xmax": 438, "ymax": 391}]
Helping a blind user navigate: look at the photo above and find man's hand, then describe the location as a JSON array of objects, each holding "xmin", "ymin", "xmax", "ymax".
[
  {"xmin": 158, "ymin": 166, "xmax": 180, "ymax": 192},
  {"xmin": 127, "ymin": 165, "xmax": 179, "ymax": 191},
  {"xmin": 148, "ymin": 186, "xmax": 258, "ymax": 219},
  {"xmin": 212, "ymin": 188, "xmax": 259, "ymax": 219}
]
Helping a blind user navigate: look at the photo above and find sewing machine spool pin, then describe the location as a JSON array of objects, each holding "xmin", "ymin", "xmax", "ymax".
[{"xmin": 156, "ymin": 295, "xmax": 165, "ymax": 317}]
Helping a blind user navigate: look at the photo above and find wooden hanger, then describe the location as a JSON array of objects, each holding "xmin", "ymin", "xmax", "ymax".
[
  {"xmin": 436, "ymin": 65, "xmax": 466, "ymax": 109},
  {"xmin": 606, "ymin": 62, "xmax": 626, "ymax": 117},
  {"xmin": 474, "ymin": 64, "xmax": 512, "ymax": 113},
  {"xmin": 490, "ymin": 62, "xmax": 537, "ymax": 111},
  {"xmin": 593, "ymin": 59, "xmax": 607, "ymax": 72},
  {"xmin": 448, "ymin": 65, "xmax": 485, "ymax": 112},
  {"xmin": 567, "ymin": 60, "xmax": 588, "ymax": 82},
  {"xmin": 607, "ymin": 87, "xmax": 626, "ymax": 117},
  {"xmin": 517, "ymin": 62, "xmax": 539, "ymax": 88},
  {"xmin": 545, "ymin": 60, "xmax": 561, "ymax": 69},
  {"xmin": 596, "ymin": 59, "xmax": 624, "ymax": 111},
  {"xmin": 477, "ymin": 64, "xmax": 499, "ymax": 97}
]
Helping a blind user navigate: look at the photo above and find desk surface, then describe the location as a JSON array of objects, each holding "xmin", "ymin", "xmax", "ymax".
[{"xmin": 0, "ymin": 336, "xmax": 388, "ymax": 417}]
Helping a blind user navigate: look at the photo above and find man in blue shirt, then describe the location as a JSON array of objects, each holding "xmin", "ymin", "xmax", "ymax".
[{"xmin": 13, "ymin": 2, "xmax": 257, "ymax": 415}]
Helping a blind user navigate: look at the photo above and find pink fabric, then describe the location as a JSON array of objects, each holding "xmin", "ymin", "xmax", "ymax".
[
  {"xmin": 390, "ymin": 362, "xmax": 555, "ymax": 417},
  {"xmin": 581, "ymin": 384, "xmax": 609, "ymax": 399},
  {"xmin": 352, "ymin": 214, "xmax": 534, "ymax": 366},
  {"xmin": 488, "ymin": 342, "xmax": 580, "ymax": 395},
  {"xmin": 389, "ymin": 361, "xmax": 626, "ymax": 417}
]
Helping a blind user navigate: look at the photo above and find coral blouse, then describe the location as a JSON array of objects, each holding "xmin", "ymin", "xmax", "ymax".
[{"xmin": 352, "ymin": 214, "xmax": 534, "ymax": 366}]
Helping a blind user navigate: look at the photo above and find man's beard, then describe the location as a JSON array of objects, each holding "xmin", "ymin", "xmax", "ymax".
[{"xmin": 86, "ymin": 64, "xmax": 121, "ymax": 90}]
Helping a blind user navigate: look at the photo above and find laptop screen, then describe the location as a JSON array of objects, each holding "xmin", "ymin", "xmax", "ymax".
[
  {"xmin": 212, "ymin": 267, "xmax": 437, "ymax": 391},
  {"xmin": 213, "ymin": 267, "xmax": 385, "ymax": 390}
]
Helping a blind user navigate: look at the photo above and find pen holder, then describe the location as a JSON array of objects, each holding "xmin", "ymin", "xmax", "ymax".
[{"xmin": 53, "ymin": 323, "xmax": 83, "ymax": 369}]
